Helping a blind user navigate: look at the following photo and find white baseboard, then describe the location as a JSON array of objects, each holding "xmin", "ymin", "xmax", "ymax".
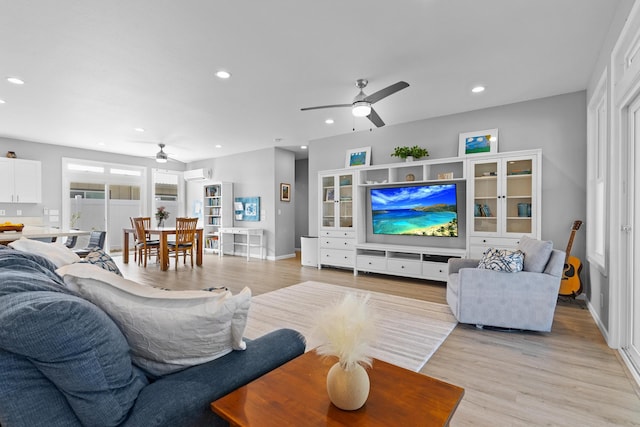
[
  {"xmin": 586, "ymin": 299, "xmax": 610, "ymax": 345},
  {"xmin": 272, "ymin": 253, "xmax": 296, "ymax": 261}
]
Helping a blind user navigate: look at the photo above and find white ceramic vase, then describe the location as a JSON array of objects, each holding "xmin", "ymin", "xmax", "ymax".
[
  {"xmin": 326, "ymin": 362, "xmax": 370, "ymax": 411},
  {"xmin": 405, "ymin": 156, "xmax": 414, "ymax": 162}
]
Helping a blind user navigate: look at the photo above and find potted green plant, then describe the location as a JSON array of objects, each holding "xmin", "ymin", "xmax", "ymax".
[{"xmin": 391, "ymin": 145, "xmax": 429, "ymax": 161}]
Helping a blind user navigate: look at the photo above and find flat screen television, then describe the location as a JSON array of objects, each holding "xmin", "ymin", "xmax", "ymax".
[{"xmin": 370, "ymin": 183, "xmax": 458, "ymax": 237}]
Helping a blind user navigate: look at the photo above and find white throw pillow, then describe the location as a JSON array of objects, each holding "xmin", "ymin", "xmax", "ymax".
[
  {"xmin": 9, "ymin": 237, "xmax": 81, "ymax": 267},
  {"xmin": 56, "ymin": 263, "xmax": 251, "ymax": 376}
]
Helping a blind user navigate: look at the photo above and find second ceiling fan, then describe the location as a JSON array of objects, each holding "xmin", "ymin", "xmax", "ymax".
[{"xmin": 301, "ymin": 79, "xmax": 409, "ymax": 128}]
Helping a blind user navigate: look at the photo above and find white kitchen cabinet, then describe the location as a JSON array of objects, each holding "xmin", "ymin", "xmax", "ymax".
[{"xmin": 0, "ymin": 158, "xmax": 41, "ymax": 203}]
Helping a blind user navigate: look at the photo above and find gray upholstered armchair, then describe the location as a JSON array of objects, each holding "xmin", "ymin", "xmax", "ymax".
[{"xmin": 446, "ymin": 236, "xmax": 565, "ymax": 332}]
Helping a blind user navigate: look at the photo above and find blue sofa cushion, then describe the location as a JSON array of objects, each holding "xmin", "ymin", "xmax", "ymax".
[
  {"xmin": 0, "ymin": 245, "xmax": 69, "ymax": 296},
  {"xmin": 0, "ymin": 349, "xmax": 83, "ymax": 426},
  {"xmin": 122, "ymin": 328, "xmax": 306, "ymax": 427},
  {"xmin": 0, "ymin": 291, "xmax": 148, "ymax": 426}
]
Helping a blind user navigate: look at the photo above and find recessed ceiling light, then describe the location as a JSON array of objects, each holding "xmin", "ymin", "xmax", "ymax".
[
  {"xmin": 98, "ymin": 142, "xmax": 105, "ymax": 146},
  {"xmin": 7, "ymin": 77, "xmax": 24, "ymax": 85},
  {"xmin": 325, "ymin": 119, "xmax": 334, "ymax": 124},
  {"xmin": 134, "ymin": 127, "xmax": 145, "ymax": 132},
  {"xmin": 215, "ymin": 70, "xmax": 231, "ymax": 79},
  {"xmin": 471, "ymin": 86, "xmax": 485, "ymax": 93},
  {"xmin": 215, "ymin": 144, "xmax": 222, "ymax": 148},
  {"xmin": 0, "ymin": 99, "xmax": 5, "ymax": 104},
  {"xmin": 301, "ymin": 145, "xmax": 307, "ymax": 150}
]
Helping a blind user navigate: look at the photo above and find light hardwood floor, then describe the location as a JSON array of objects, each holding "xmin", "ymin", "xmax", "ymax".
[{"xmin": 116, "ymin": 252, "xmax": 640, "ymax": 426}]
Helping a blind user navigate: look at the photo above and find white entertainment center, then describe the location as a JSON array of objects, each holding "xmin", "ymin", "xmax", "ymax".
[{"xmin": 317, "ymin": 149, "xmax": 541, "ymax": 282}]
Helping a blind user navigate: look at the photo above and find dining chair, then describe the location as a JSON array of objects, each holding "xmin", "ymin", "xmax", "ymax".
[
  {"xmin": 133, "ymin": 217, "xmax": 159, "ymax": 267},
  {"xmin": 130, "ymin": 217, "xmax": 152, "ymax": 263},
  {"xmin": 64, "ymin": 235, "xmax": 78, "ymax": 249},
  {"xmin": 73, "ymin": 231, "xmax": 107, "ymax": 258},
  {"xmin": 167, "ymin": 217, "xmax": 198, "ymax": 269}
]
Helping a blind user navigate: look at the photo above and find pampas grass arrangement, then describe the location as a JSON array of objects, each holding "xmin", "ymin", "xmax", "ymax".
[{"xmin": 314, "ymin": 292, "xmax": 377, "ymax": 370}]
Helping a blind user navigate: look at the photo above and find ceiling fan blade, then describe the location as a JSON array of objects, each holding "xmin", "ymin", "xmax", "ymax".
[
  {"xmin": 367, "ymin": 108, "xmax": 385, "ymax": 127},
  {"xmin": 300, "ymin": 103, "xmax": 351, "ymax": 111},
  {"xmin": 363, "ymin": 81, "xmax": 409, "ymax": 104}
]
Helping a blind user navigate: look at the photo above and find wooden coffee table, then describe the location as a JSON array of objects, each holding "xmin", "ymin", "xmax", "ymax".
[{"xmin": 211, "ymin": 350, "xmax": 464, "ymax": 426}]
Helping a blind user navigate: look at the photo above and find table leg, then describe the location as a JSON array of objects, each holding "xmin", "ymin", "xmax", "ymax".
[
  {"xmin": 161, "ymin": 232, "xmax": 169, "ymax": 271},
  {"xmin": 123, "ymin": 230, "xmax": 129, "ymax": 264},
  {"xmin": 196, "ymin": 229, "xmax": 203, "ymax": 266}
]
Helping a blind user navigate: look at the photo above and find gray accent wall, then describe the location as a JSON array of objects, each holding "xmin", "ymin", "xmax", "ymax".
[
  {"xmin": 308, "ymin": 91, "xmax": 588, "ymax": 272},
  {"xmin": 294, "ymin": 159, "xmax": 309, "ymax": 249}
]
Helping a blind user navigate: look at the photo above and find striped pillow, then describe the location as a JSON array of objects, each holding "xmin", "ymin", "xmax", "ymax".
[{"xmin": 478, "ymin": 248, "xmax": 524, "ymax": 272}]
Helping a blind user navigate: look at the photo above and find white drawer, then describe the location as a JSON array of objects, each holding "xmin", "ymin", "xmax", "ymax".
[
  {"xmin": 319, "ymin": 237, "xmax": 354, "ymax": 250},
  {"xmin": 422, "ymin": 262, "xmax": 448, "ymax": 281},
  {"xmin": 320, "ymin": 249, "xmax": 354, "ymax": 267},
  {"xmin": 356, "ymin": 255, "xmax": 387, "ymax": 271},
  {"xmin": 387, "ymin": 259, "xmax": 422, "ymax": 275},
  {"xmin": 320, "ymin": 230, "xmax": 355, "ymax": 239},
  {"xmin": 469, "ymin": 236, "xmax": 521, "ymax": 247}
]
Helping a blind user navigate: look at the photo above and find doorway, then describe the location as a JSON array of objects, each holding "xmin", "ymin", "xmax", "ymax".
[
  {"xmin": 624, "ymin": 94, "xmax": 640, "ymax": 372},
  {"xmin": 62, "ymin": 159, "xmax": 146, "ymax": 252}
]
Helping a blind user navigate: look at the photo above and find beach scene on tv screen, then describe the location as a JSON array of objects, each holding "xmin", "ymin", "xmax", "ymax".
[{"xmin": 371, "ymin": 184, "xmax": 458, "ymax": 237}]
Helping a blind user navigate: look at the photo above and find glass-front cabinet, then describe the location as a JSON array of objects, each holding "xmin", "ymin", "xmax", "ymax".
[
  {"xmin": 467, "ymin": 150, "xmax": 541, "ymax": 257},
  {"xmin": 318, "ymin": 170, "xmax": 356, "ymax": 269},
  {"xmin": 320, "ymin": 173, "xmax": 354, "ymax": 229}
]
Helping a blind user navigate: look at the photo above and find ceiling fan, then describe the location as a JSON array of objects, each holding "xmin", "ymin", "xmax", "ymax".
[
  {"xmin": 156, "ymin": 143, "xmax": 169, "ymax": 163},
  {"xmin": 301, "ymin": 79, "xmax": 409, "ymax": 127}
]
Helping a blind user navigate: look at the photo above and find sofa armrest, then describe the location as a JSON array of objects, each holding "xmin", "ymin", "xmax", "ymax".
[
  {"xmin": 448, "ymin": 258, "xmax": 480, "ymax": 275},
  {"xmin": 123, "ymin": 328, "xmax": 305, "ymax": 427}
]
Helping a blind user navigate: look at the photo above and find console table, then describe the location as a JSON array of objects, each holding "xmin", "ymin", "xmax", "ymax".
[{"xmin": 219, "ymin": 227, "xmax": 264, "ymax": 260}]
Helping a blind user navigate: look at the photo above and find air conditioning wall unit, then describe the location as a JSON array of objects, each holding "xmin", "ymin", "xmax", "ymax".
[{"xmin": 183, "ymin": 168, "xmax": 211, "ymax": 181}]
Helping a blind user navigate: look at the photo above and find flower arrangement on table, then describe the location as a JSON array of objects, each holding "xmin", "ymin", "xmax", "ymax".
[
  {"xmin": 313, "ymin": 293, "xmax": 377, "ymax": 411},
  {"xmin": 155, "ymin": 206, "xmax": 170, "ymax": 226}
]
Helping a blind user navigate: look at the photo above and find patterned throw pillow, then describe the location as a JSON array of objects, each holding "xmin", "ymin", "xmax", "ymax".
[
  {"xmin": 478, "ymin": 248, "xmax": 524, "ymax": 273},
  {"xmin": 79, "ymin": 249, "xmax": 123, "ymax": 276}
]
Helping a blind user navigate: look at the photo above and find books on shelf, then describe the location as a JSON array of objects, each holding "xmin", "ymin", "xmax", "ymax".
[{"xmin": 474, "ymin": 203, "xmax": 492, "ymax": 217}]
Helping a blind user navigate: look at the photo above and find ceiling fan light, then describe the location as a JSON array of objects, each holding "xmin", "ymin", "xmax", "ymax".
[{"xmin": 352, "ymin": 101, "xmax": 371, "ymax": 117}]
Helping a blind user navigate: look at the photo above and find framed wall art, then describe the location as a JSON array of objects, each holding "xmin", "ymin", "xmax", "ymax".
[
  {"xmin": 234, "ymin": 197, "xmax": 260, "ymax": 221},
  {"xmin": 280, "ymin": 183, "xmax": 291, "ymax": 202},
  {"xmin": 345, "ymin": 146, "xmax": 371, "ymax": 168},
  {"xmin": 458, "ymin": 129, "xmax": 498, "ymax": 156}
]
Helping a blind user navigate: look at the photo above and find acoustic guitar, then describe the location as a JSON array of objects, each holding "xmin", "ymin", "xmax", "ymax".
[{"xmin": 559, "ymin": 220, "xmax": 583, "ymax": 297}]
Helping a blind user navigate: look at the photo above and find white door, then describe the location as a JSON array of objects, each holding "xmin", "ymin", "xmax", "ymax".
[{"xmin": 625, "ymin": 94, "xmax": 640, "ymax": 371}]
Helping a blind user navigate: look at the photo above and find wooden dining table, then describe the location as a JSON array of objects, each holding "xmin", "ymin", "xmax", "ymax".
[{"xmin": 122, "ymin": 226, "xmax": 204, "ymax": 271}]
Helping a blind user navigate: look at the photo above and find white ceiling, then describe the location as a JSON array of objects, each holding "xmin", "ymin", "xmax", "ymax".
[{"xmin": 0, "ymin": 0, "xmax": 621, "ymax": 163}]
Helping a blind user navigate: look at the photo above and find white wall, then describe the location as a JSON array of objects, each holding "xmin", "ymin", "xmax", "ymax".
[
  {"xmin": 186, "ymin": 147, "xmax": 296, "ymax": 259},
  {"xmin": 583, "ymin": 0, "xmax": 636, "ymax": 334}
]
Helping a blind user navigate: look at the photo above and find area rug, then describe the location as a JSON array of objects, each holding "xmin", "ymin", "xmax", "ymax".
[{"xmin": 244, "ymin": 281, "xmax": 457, "ymax": 372}]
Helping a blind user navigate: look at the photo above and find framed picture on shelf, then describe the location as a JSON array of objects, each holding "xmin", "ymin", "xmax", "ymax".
[
  {"xmin": 325, "ymin": 188, "xmax": 335, "ymax": 201},
  {"xmin": 345, "ymin": 146, "xmax": 371, "ymax": 168},
  {"xmin": 458, "ymin": 129, "xmax": 498, "ymax": 156},
  {"xmin": 280, "ymin": 183, "xmax": 291, "ymax": 201}
]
